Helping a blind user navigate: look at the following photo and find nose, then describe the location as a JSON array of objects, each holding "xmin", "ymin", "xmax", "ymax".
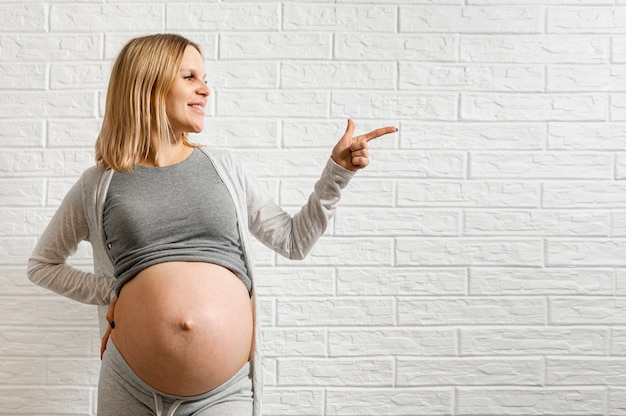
[{"xmin": 198, "ymin": 82, "xmax": 210, "ymax": 97}]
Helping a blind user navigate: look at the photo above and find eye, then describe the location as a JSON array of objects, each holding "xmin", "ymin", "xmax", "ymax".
[{"xmin": 184, "ymin": 75, "xmax": 194, "ymax": 81}]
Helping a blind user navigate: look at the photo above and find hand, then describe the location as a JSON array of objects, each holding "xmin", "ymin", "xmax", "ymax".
[
  {"xmin": 100, "ymin": 295, "xmax": 118, "ymax": 359},
  {"xmin": 331, "ymin": 119, "xmax": 397, "ymax": 172}
]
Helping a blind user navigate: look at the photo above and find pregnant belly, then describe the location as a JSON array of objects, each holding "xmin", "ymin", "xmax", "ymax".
[{"xmin": 110, "ymin": 261, "xmax": 253, "ymax": 396}]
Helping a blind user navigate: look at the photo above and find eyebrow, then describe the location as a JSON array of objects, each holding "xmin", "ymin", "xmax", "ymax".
[{"xmin": 179, "ymin": 68, "xmax": 207, "ymax": 78}]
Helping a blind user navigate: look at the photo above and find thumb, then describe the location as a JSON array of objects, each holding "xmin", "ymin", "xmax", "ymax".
[{"xmin": 342, "ymin": 119, "xmax": 355, "ymax": 143}]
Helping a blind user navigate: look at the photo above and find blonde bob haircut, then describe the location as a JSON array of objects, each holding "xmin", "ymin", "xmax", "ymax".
[{"xmin": 95, "ymin": 33, "xmax": 202, "ymax": 172}]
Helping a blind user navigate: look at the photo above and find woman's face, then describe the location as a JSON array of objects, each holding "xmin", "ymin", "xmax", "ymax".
[{"xmin": 166, "ymin": 45, "xmax": 210, "ymax": 139}]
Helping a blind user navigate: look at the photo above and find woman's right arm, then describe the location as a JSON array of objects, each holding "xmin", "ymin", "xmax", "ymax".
[{"xmin": 27, "ymin": 176, "xmax": 114, "ymax": 305}]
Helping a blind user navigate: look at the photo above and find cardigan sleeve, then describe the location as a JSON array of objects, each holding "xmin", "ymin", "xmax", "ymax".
[
  {"xmin": 27, "ymin": 174, "xmax": 114, "ymax": 305},
  {"xmin": 246, "ymin": 157, "xmax": 355, "ymax": 260}
]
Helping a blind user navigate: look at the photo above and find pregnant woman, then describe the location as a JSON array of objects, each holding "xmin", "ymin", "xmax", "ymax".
[{"xmin": 27, "ymin": 33, "xmax": 396, "ymax": 416}]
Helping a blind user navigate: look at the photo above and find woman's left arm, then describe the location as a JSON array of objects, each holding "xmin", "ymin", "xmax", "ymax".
[{"xmin": 246, "ymin": 119, "xmax": 396, "ymax": 259}]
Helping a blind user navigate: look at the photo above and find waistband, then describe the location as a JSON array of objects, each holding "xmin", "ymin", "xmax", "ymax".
[{"xmin": 104, "ymin": 338, "xmax": 251, "ymax": 402}]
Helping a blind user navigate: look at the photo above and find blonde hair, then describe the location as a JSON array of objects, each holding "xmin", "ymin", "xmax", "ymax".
[{"xmin": 95, "ymin": 34, "xmax": 202, "ymax": 172}]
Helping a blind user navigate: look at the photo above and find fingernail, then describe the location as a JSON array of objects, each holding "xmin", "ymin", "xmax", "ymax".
[{"xmin": 395, "ymin": 127, "xmax": 399, "ymax": 132}]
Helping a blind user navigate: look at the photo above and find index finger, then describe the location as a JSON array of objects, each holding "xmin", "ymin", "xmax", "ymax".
[{"xmin": 357, "ymin": 126, "xmax": 398, "ymax": 143}]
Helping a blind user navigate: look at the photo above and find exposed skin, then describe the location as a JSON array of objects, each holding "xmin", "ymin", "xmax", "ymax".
[{"xmin": 100, "ymin": 44, "xmax": 397, "ymax": 396}]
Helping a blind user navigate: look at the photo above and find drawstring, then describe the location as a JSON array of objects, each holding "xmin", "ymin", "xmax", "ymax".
[
  {"xmin": 153, "ymin": 392, "xmax": 163, "ymax": 416},
  {"xmin": 153, "ymin": 392, "xmax": 183, "ymax": 416},
  {"xmin": 167, "ymin": 400, "xmax": 183, "ymax": 416}
]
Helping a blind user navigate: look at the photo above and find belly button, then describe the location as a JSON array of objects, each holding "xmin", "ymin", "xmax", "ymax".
[{"xmin": 180, "ymin": 320, "xmax": 193, "ymax": 331}]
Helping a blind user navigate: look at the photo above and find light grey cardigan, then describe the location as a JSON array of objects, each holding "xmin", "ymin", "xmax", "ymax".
[{"xmin": 27, "ymin": 148, "xmax": 355, "ymax": 416}]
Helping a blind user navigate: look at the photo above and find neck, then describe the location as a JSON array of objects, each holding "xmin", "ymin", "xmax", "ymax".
[{"xmin": 140, "ymin": 138, "xmax": 193, "ymax": 167}]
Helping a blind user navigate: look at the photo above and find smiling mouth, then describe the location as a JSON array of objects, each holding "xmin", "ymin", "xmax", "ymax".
[{"xmin": 189, "ymin": 104, "xmax": 205, "ymax": 114}]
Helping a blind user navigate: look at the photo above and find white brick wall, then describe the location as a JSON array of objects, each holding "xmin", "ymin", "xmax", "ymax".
[{"xmin": 1, "ymin": 1, "xmax": 625, "ymax": 415}]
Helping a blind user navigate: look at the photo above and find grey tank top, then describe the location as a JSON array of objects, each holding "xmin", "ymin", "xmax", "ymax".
[{"xmin": 103, "ymin": 148, "xmax": 250, "ymax": 295}]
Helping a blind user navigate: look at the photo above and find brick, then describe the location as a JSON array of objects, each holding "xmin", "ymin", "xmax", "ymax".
[
  {"xmin": 400, "ymin": 6, "xmax": 543, "ymax": 33},
  {"xmin": 547, "ymin": 239, "xmax": 626, "ymax": 266},
  {"xmin": 470, "ymin": 267, "xmax": 614, "ymax": 295},
  {"xmin": 35, "ymin": 296, "xmax": 99, "ymax": 326},
  {"xmin": 613, "ymin": 211, "xmax": 626, "ymax": 236},
  {"xmin": 0, "ymin": 327, "xmax": 93, "ymax": 357},
  {"xmin": 548, "ymin": 64, "xmax": 626, "ymax": 91},
  {"xmin": 548, "ymin": 122, "xmax": 626, "ymax": 150},
  {"xmin": 0, "ymin": 63, "xmax": 46, "ymax": 89},
  {"xmin": 399, "ymin": 63, "xmax": 543, "ymax": 92},
  {"xmin": 0, "ymin": 34, "xmax": 101, "ymax": 61},
  {"xmin": 354, "ymin": 150, "xmax": 465, "ymax": 179},
  {"xmin": 328, "ymin": 328, "xmax": 457, "ymax": 357},
  {"xmin": 471, "ymin": 152, "xmax": 613, "ymax": 179},
  {"xmin": 610, "ymin": 329, "xmax": 626, "ymax": 355},
  {"xmin": 0, "ymin": 150, "xmax": 93, "ymax": 177},
  {"xmin": 610, "ymin": 388, "xmax": 626, "ymax": 415},
  {"xmin": 218, "ymin": 90, "xmax": 328, "ymax": 117},
  {"xmin": 206, "ymin": 61, "xmax": 278, "ymax": 89},
  {"xmin": 0, "ymin": 207, "xmax": 54, "ymax": 236},
  {"xmin": 335, "ymin": 33, "xmax": 457, "ymax": 61},
  {"xmin": 334, "ymin": 179, "xmax": 394, "ymax": 207},
  {"xmin": 282, "ymin": 62, "xmax": 395, "ymax": 90},
  {"xmin": 614, "ymin": 37, "xmax": 626, "ymax": 63},
  {"xmin": 0, "ymin": 358, "xmax": 46, "ymax": 385},
  {"xmin": 461, "ymin": 35, "xmax": 607, "ymax": 63},
  {"xmin": 254, "ymin": 267, "xmax": 334, "ymax": 296},
  {"xmin": 611, "ymin": 93, "xmax": 626, "ymax": 120},
  {"xmin": 0, "ymin": 91, "xmax": 95, "ymax": 118},
  {"xmin": 398, "ymin": 297, "xmax": 545, "ymax": 325},
  {"xmin": 617, "ymin": 154, "xmax": 626, "ymax": 179},
  {"xmin": 461, "ymin": 93, "xmax": 606, "ymax": 121},
  {"xmin": 397, "ymin": 180, "xmax": 540, "ymax": 207},
  {"xmin": 550, "ymin": 296, "xmax": 626, "ymax": 324},
  {"xmin": 0, "ymin": 387, "xmax": 92, "ymax": 414},
  {"xmin": 461, "ymin": 327, "xmax": 608, "ymax": 355},
  {"xmin": 0, "ymin": 266, "xmax": 48, "ymax": 296},
  {"xmin": 1, "ymin": 236, "xmax": 37, "ymax": 265},
  {"xmin": 51, "ymin": 4, "xmax": 162, "ymax": 32},
  {"xmin": 0, "ymin": 4, "xmax": 46, "ymax": 32},
  {"xmin": 332, "ymin": 92, "xmax": 457, "ymax": 120},
  {"xmin": 548, "ymin": 7, "xmax": 626, "ymax": 33},
  {"xmin": 47, "ymin": 358, "xmax": 100, "ymax": 385},
  {"xmin": 230, "ymin": 149, "xmax": 329, "ymax": 177},
  {"xmin": 47, "ymin": 119, "xmax": 100, "ymax": 148},
  {"xmin": 464, "ymin": 210, "xmax": 610, "ymax": 236},
  {"xmin": 260, "ymin": 328, "xmax": 326, "ymax": 357},
  {"xmin": 283, "ymin": 4, "xmax": 396, "ymax": 32},
  {"xmin": 326, "ymin": 388, "xmax": 452, "ymax": 416},
  {"xmin": 0, "ymin": 178, "xmax": 44, "ymax": 207},
  {"xmin": 262, "ymin": 388, "xmax": 324, "ymax": 415},
  {"xmin": 397, "ymin": 357, "xmax": 543, "ymax": 386},
  {"xmin": 457, "ymin": 387, "xmax": 606, "ymax": 415},
  {"xmin": 0, "ymin": 120, "xmax": 43, "ymax": 147},
  {"xmin": 618, "ymin": 269, "xmax": 626, "ymax": 295},
  {"xmin": 220, "ymin": 33, "xmax": 331, "ymax": 60},
  {"xmin": 49, "ymin": 62, "xmax": 110, "ymax": 90},
  {"xmin": 278, "ymin": 236, "xmax": 392, "ymax": 266},
  {"xmin": 401, "ymin": 122, "xmax": 545, "ymax": 150},
  {"xmin": 544, "ymin": 182, "xmax": 626, "ymax": 208},
  {"xmin": 167, "ymin": 3, "xmax": 279, "ymax": 31},
  {"xmin": 277, "ymin": 297, "xmax": 395, "ymax": 326},
  {"xmin": 336, "ymin": 267, "xmax": 467, "ymax": 296},
  {"xmin": 334, "ymin": 208, "xmax": 459, "ymax": 236},
  {"xmin": 547, "ymin": 358, "xmax": 626, "ymax": 385},
  {"xmin": 397, "ymin": 237, "xmax": 543, "ymax": 266},
  {"xmin": 278, "ymin": 358, "xmax": 394, "ymax": 386}
]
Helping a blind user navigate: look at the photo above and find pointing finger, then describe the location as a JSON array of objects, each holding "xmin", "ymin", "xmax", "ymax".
[{"xmin": 357, "ymin": 126, "xmax": 398, "ymax": 143}]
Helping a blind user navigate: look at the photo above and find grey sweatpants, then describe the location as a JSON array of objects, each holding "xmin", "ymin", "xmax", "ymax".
[{"xmin": 98, "ymin": 339, "xmax": 253, "ymax": 416}]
